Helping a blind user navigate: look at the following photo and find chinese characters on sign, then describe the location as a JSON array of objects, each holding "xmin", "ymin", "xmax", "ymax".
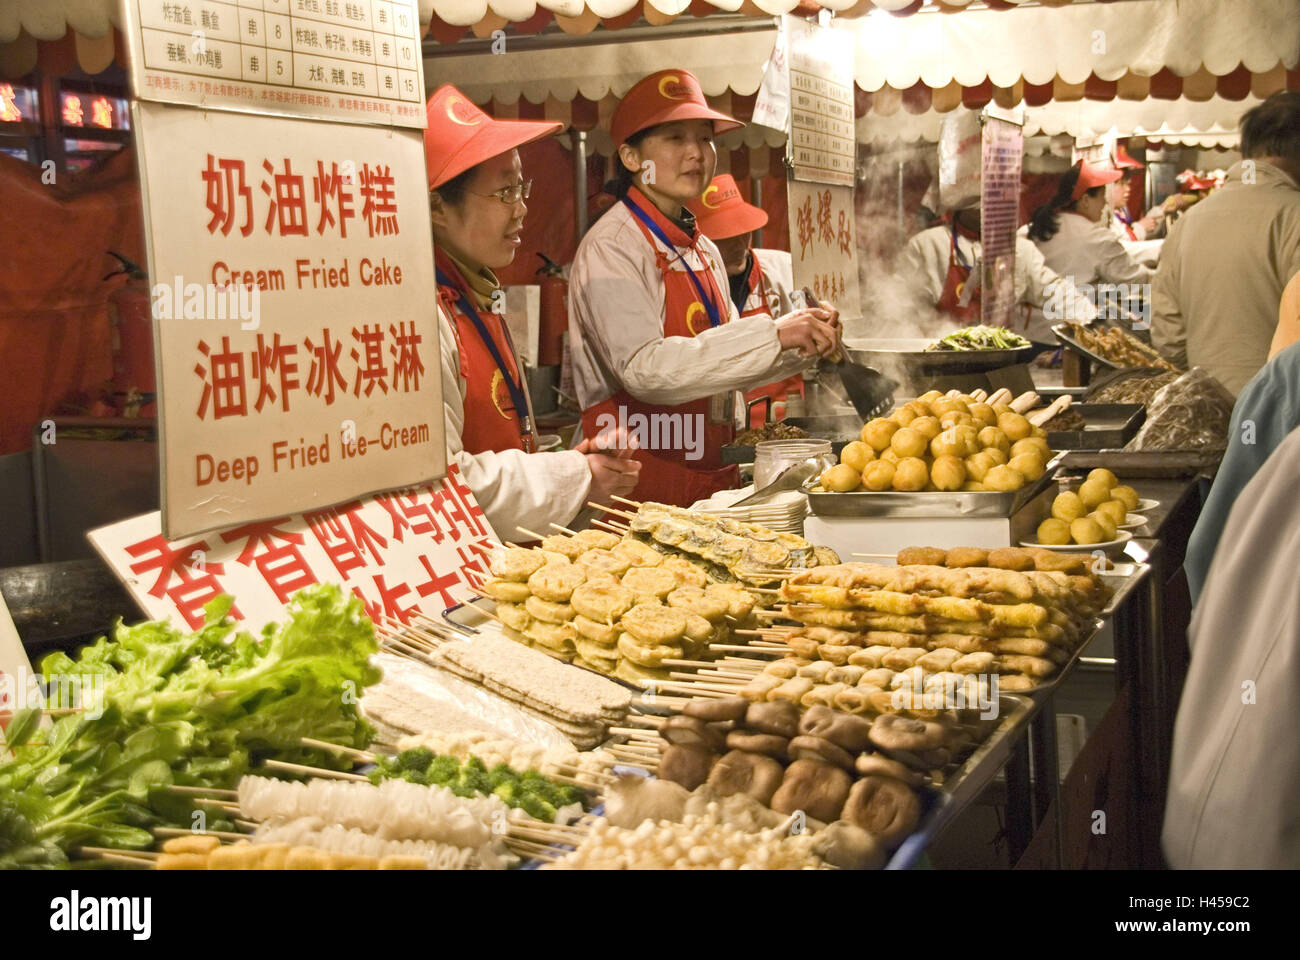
[
  {"xmin": 980, "ymin": 115, "xmax": 1023, "ymax": 330},
  {"xmin": 786, "ymin": 17, "xmax": 855, "ymax": 188},
  {"xmin": 789, "ymin": 180, "xmax": 862, "ymax": 323},
  {"xmin": 134, "ymin": 102, "xmax": 443, "ymax": 539},
  {"xmin": 89, "ymin": 464, "xmax": 494, "ymax": 634},
  {"xmin": 122, "ymin": 0, "xmax": 426, "ymax": 129}
]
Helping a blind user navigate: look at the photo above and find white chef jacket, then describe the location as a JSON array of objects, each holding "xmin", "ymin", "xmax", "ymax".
[
  {"xmin": 744, "ymin": 248, "xmax": 798, "ymax": 318},
  {"xmin": 1162, "ymin": 422, "xmax": 1300, "ymax": 869},
  {"xmin": 437, "ymin": 304, "xmax": 591, "ymax": 538},
  {"xmin": 568, "ymin": 198, "xmax": 809, "ymax": 410},
  {"xmin": 899, "ymin": 224, "xmax": 1096, "ymax": 342},
  {"xmin": 1032, "ymin": 210, "xmax": 1155, "ymax": 288}
]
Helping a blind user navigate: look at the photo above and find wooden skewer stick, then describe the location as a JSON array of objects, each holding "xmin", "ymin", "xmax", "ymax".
[
  {"xmin": 660, "ymin": 658, "xmax": 725, "ymax": 669},
  {"xmin": 586, "ymin": 501, "xmax": 637, "ymax": 520},
  {"xmin": 300, "ymin": 737, "xmax": 375, "ymax": 762},
  {"xmin": 548, "ymin": 522, "xmax": 581, "ymax": 536},
  {"xmin": 81, "ymin": 851, "xmax": 157, "ymax": 868},
  {"xmin": 152, "ymin": 826, "xmax": 247, "ymax": 842},
  {"xmin": 516, "ymin": 526, "xmax": 550, "ymax": 542},
  {"xmin": 710, "ymin": 643, "xmax": 784, "ymax": 654},
  {"xmin": 191, "ymin": 797, "xmax": 242, "ymax": 812},
  {"xmin": 608, "ymin": 726, "xmax": 662, "ymax": 740},
  {"xmin": 851, "ymin": 552, "xmax": 895, "ymax": 559},
  {"xmin": 590, "ymin": 518, "xmax": 628, "ymax": 536},
  {"xmin": 78, "ymin": 846, "xmax": 161, "ymax": 860},
  {"xmin": 163, "ymin": 785, "xmax": 238, "ymax": 799},
  {"xmin": 262, "ymin": 758, "xmax": 371, "ymax": 782},
  {"xmin": 621, "ymin": 713, "xmax": 665, "ymax": 727},
  {"xmin": 610, "ymin": 495, "xmax": 644, "ymax": 508}
]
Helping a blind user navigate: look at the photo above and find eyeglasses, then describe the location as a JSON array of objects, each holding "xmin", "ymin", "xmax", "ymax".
[{"xmin": 471, "ymin": 180, "xmax": 532, "ymax": 205}]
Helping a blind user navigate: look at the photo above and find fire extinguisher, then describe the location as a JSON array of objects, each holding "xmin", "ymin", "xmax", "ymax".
[
  {"xmin": 105, "ymin": 250, "xmax": 156, "ymax": 417},
  {"xmin": 536, "ymin": 253, "xmax": 567, "ymax": 367}
]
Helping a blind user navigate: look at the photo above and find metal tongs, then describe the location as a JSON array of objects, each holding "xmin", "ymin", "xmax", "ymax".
[{"xmin": 728, "ymin": 454, "xmax": 835, "ymax": 508}]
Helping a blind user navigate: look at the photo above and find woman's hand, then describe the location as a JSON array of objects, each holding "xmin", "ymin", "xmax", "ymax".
[
  {"xmin": 584, "ymin": 451, "xmax": 641, "ymax": 502},
  {"xmin": 777, "ymin": 307, "xmax": 841, "ymax": 358}
]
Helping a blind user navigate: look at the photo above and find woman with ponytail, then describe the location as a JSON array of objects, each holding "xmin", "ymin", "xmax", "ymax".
[{"xmin": 1027, "ymin": 160, "xmax": 1155, "ymax": 292}]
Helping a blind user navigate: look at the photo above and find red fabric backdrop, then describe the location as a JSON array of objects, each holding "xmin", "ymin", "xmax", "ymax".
[{"xmin": 0, "ymin": 148, "xmax": 145, "ymax": 454}]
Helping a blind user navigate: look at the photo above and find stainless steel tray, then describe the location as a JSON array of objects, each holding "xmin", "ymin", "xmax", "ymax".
[
  {"xmin": 844, "ymin": 337, "xmax": 1039, "ymax": 376},
  {"xmin": 803, "ymin": 452, "xmax": 1064, "ymax": 518},
  {"xmin": 1044, "ymin": 403, "xmax": 1146, "ymax": 450}
]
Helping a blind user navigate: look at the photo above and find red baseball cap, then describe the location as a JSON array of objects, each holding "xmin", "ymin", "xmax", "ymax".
[
  {"xmin": 686, "ymin": 175, "xmax": 768, "ymax": 240},
  {"xmin": 610, "ymin": 69, "xmax": 743, "ymax": 147},
  {"xmin": 1071, "ymin": 159, "xmax": 1123, "ymax": 200},
  {"xmin": 1113, "ymin": 143, "xmax": 1144, "ymax": 170},
  {"xmin": 424, "ymin": 84, "xmax": 563, "ymax": 189}
]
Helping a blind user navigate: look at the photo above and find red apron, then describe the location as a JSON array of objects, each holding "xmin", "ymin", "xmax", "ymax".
[
  {"xmin": 936, "ymin": 223, "xmax": 982, "ymax": 324},
  {"xmin": 581, "ymin": 190, "xmax": 738, "ymax": 507},
  {"xmin": 739, "ymin": 253, "xmax": 804, "ymax": 428},
  {"xmin": 436, "ymin": 249, "xmax": 535, "ymax": 455}
]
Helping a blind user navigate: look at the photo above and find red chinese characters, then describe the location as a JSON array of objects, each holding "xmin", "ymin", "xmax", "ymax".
[
  {"xmin": 304, "ymin": 500, "xmax": 389, "ymax": 580},
  {"xmin": 125, "ymin": 534, "xmax": 240, "ymax": 629},
  {"xmin": 221, "ymin": 519, "xmax": 318, "ymax": 604},
  {"xmin": 202, "ymin": 155, "xmax": 255, "ymax": 237},
  {"xmin": 358, "ymin": 163, "xmax": 399, "ymax": 237},
  {"xmin": 261, "ymin": 158, "xmax": 310, "ymax": 237}
]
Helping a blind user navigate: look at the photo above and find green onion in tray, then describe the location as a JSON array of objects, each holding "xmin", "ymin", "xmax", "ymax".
[{"xmin": 926, "ymin": 325, "xmax": 1032, "ymax": 352}]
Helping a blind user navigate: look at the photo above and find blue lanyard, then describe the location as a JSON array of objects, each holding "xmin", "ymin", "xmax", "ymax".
[
  {"xmin": 436, "ymin": 266, "xmax": 534, "ymax": 446},
  {"xmin": 621, "ymin": 195, "xmax": 724, "ymax": 329},
  {"xmin": 950, "ymin": 220, "xmax": 973, "ymax": 271}
]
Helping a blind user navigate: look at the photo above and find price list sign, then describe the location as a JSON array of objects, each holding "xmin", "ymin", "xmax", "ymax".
[
  {"xmin": 980, "ymin": 114, "xmax": 1024, "ymax": 329},
  {"xmin": 787, "ymin": 17, "xmax": 855, "ymax": 187},
  {"xmin": 122, "ymin": 0, "xmax": 426, "ymax": 129}
]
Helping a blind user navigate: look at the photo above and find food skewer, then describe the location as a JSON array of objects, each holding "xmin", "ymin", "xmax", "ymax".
[
  {"xmin": 586, "ymin": 502, "xmax": 637, "ymax": 521},
  {"xmin": 152, "ymin": 826, "xmax": 247, "ymax": 842},
  {"xmin": 590, "ymin": 518, "xmax": 628, "ymax": 536},
  {"xmin": 262, "ymin": 758, "xmax": 371, "ymax": 782}
]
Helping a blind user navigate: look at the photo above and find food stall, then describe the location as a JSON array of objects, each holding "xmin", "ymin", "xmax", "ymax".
[{"xmin": 0, "ymin": 0, "xmax": 1297, "ymax": 880}]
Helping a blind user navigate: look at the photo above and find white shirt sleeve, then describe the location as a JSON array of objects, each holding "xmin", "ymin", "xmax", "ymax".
[
  {"xmin": 1017, "ymin": 236, "xmax": 1097, "ymax": 322},
  {"xmin": 438, "ymin": 306, "xmax": 592, "ymax": 538},
  {"xmin": 572, "ymin": 217, "xmax": 809, "ymax": 408}
]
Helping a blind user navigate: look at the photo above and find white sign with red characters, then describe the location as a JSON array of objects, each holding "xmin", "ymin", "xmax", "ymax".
[
  {"xmin": 121, "ymin": 0, "xmax": 426, "ymax": 129},
  {"xmin": 789, "ymin": 180, "xmax": 862, "ymax": 323},
  {"xmin": 133, "ymin": 100, "xmax": 445, "ymax": 539},
  {"xmin": 0, "ymin": 594, "xmax": 38, "ymax": 741},
  {"xmin": 87, "ymin": 463, "xmax": 494, "ymax": 635}
]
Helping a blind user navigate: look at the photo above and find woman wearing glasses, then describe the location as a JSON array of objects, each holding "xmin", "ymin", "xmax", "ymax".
[
  {"xmin": 424, "ymin": 85, "xmax": 639, "ymax": 537},
  {"xmin": 567, "ymin": 69, "xmax": 841, "ymax": 507}
]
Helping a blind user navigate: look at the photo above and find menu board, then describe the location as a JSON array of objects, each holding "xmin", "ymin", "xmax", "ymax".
[
  {"xmin": 789, "ymin": 180, "xmax": 863, "ymax": 323},
  {"xmin": 121, "ymin": 0, "xmax": 426, "ymax": 128},
  {"xmin": 786, "ymin": 17, "xmax": 856, "ymax": 187},
  {"xmin": 980, "ymin": 114, "xmax": 1024, "ymax": 329}
]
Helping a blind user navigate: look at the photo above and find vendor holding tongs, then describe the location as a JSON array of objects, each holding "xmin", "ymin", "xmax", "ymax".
[{"xmin": 567, "ymin": 69, "xmax": 841, "ymax": 506}]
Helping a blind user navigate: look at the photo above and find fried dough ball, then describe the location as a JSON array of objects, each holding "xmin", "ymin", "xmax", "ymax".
[
  {"xmin": 977, "ymin": 426, "xmax": 1011, "ymax": 454},
  {"xmin": 889, "ymin": 427, "xmax": 928, "ymax": 459},
  {"xmin": 1052, "ymin": 491, "xmax": 1085, "ymax": 522},
  {"xmin": 861, "ymin": 418, "xmax": 900, "ymax": 452},
  {"xmin": 878, "ymin": 448, "xmax": 901, "ymax": 466},
  {"xmin": 930, "ymin": 455, "xmax": 967, "ymax": 492},
  {"xmin": 863, "ymin": 460, "xmax": 896, "ymax": 491},
  {"xmin": 983, "ymin": 464, "xmax": 1026, "ymax": 492},
  {"xmin": 892, "ymin": 406, "xmax": 918, "ymax": 427},
  {"xmin": 902, "ymin": 400, "xmax": 931, "ymax": 419},
  {"xmin": 1069, "ymin": 517, "xmax": 1106, "ymax": 545},
  {"xmin": 968, "ymin": 402, "xmax": 997, "ymax": 426},
  {"xmin": 705, "ymin": 582, "xmax": 755, "ymax": 620},
  {"xmin": 991, "ymin": 402, "xmax": 1013, "ymax": 417},
  {"xmin": 1011, "ymin": 437, "xmax": 1051, "ymax": 461},
  {"xmin": 821, "ymin": 463, "xmax": 863, "ymax": 492},
  {"xmin": 840, "ymin": 440, "xmax": 875, "ymax": 473},
  {"xmin": 1096, "ymin": 500, "xmax": 1128, "ymax": 525},
  {"xmin": 929, "ymin": 428, "xmax": 966, "ymax": 460},
  {"xmin": 1008, "ymin": 451, "xmax": 1045, "ymax": 482},
  {"xmin": 964, "ymin": 451, "xmax": 995, "ymax": 482},
  {"xmin": 962, "ymin": 481, "xmax": 987, "ymax": 491},
  {"xmin": 997, "ymin": 412, "xmax": 1032, "ymax": 441},
  {"xmin": 892, "ymin": 457, "xmax": 929, "ymax": 492},
  {"xmin": 1111, "ymin": 485, "xmax": 1140, "ymax": 511},
  {"xmin": 1087, "ymin": 468, "xmax": 1118, "ymax": 490},
  {"xmin": 1037, "ymin": 518, "xmax": 1072, "ymax": 546},
  {"xmin": 930, "ymin": 399, "xmax": 967, "ymax": 419},
  {"xmin": 984, "ymin": 447, "xmax": 1008, "ymax": 466},
  {"xmin": 539, "ymin": 534, "xmax": 587, "ymax": 560},
  {"xmin": 908, "ymin": 416, "xmax": 942, "ymax": 441},
  {"xmin": 1078, "ymin": 478, "xmax": 1112, "ymax": 509},
  {"xmin": 917, "ymin": 390, "xmax": 943, "ymax": 406},
  {"xmin": 1089, "ymin": 510, "xmax": 1118, "ymax": 541}
]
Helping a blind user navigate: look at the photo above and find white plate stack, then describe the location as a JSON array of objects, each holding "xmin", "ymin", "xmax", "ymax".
[{"xmin": 689, "ymin": 486, "xmax": 809, "ymax": 534}]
